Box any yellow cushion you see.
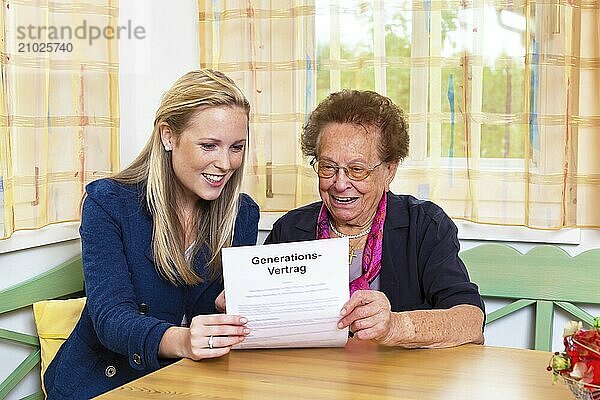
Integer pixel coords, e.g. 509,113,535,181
33,297,86,393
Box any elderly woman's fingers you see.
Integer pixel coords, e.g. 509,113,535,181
338,290,391,328
350,316,390,340
343,303,391,338
349,313,380,331
340,290,373,317
338,301,382,328
339,291,376,325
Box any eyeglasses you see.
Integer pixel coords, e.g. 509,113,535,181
310,158,383,181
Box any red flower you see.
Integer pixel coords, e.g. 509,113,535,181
571,362,596,384
558,324,600,389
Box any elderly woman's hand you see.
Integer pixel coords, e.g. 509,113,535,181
338,290,395,344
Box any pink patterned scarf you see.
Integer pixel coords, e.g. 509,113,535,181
316,194,387,295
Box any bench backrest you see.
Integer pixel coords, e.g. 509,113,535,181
0,255,84,400
460,244,600,351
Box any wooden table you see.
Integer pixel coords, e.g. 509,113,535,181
97,341,573,400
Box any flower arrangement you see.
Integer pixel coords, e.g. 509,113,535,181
549,317,600,400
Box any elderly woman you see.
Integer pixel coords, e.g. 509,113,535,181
264,90,484,348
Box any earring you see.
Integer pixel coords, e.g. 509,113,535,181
164,145,172,151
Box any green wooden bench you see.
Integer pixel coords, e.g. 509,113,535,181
0,255,84,400
460,244,600,351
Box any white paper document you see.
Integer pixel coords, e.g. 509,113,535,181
222,237,349,349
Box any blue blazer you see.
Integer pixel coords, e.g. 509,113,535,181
264,192,484,313
44,179,259,399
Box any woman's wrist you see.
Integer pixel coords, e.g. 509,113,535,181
379,311,417,347
158,326,191,359
379,305,485,348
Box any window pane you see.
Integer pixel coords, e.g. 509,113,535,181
481,124,527,158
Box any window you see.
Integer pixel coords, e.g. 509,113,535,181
313,0,599,229
198,0,600,230
0,1,120,241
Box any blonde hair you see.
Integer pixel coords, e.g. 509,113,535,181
112,69,251,285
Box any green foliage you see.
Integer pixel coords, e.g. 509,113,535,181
316,9,526,159
385,24,410,110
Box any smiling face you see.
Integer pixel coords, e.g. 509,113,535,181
161,106,248,207
317,123,398,230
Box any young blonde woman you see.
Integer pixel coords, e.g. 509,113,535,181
44,69,259,399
